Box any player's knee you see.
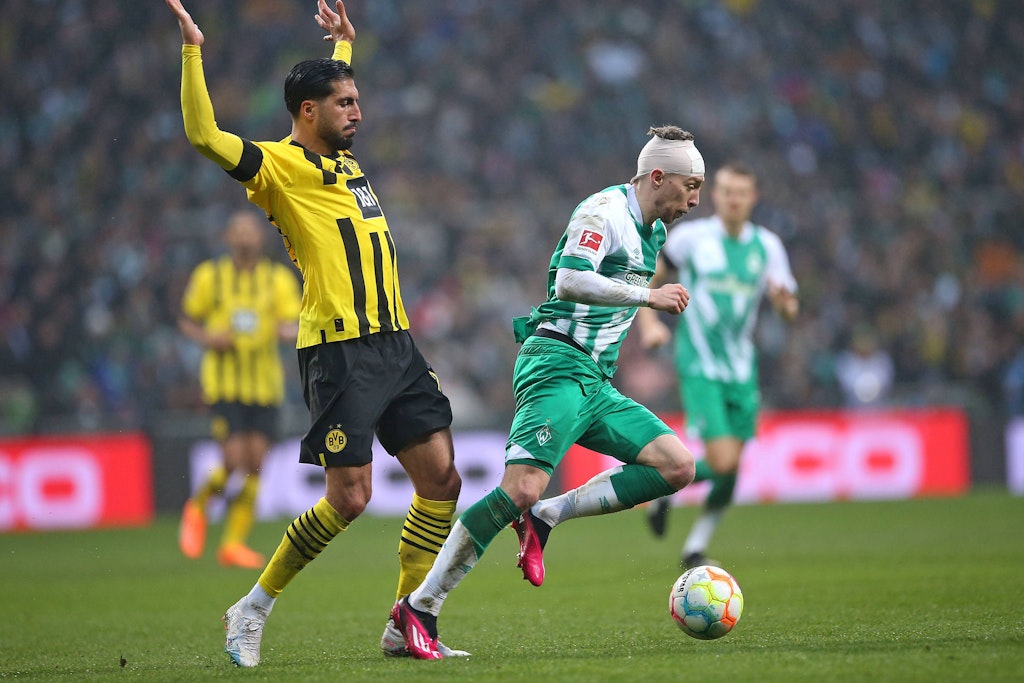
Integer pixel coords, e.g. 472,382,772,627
243,455,263,476
704,438,743,476
398,428,462,500
709,460,739,477
643,435,695,490
324,492,369,522
324,478,372,522
501,475,548,511
506,487,541,513
438,464,462,500
662,445,695,491
408,457,462,501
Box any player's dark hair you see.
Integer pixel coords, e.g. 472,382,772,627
284,58,355,116
647,125,695,142
718,160,757,183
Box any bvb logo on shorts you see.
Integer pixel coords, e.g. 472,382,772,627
325,425,347,453
211,415,230,442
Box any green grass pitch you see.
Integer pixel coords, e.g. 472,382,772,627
2,490,1022,682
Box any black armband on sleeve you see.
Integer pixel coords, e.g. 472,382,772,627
226,139,263,182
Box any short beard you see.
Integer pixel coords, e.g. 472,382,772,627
318,119,355,153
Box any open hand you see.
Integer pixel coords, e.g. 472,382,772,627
316,0,355,43
767,280,798,321
165,0,204,46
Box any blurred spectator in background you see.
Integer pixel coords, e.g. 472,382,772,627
177,209,301,568
834,324,895,409
0,0,1021,439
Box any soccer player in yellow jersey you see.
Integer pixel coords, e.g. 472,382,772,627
177,209,301,570
166,0,464,665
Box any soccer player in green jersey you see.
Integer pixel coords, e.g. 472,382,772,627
167,0,467,666
389,126,705,659
636,161,799,569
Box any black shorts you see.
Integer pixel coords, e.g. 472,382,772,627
210,402,280,441
297,330,453,467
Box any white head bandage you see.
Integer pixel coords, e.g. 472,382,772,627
634,135,705,180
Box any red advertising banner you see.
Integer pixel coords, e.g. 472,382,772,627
0,434,154,531
180,409,970,523
562,409,970,503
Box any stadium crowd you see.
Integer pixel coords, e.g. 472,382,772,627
0,0,1022,435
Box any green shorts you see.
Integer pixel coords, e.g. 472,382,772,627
680,374,759,441
505,337,674,475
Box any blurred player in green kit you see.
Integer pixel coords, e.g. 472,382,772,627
636,161,798,569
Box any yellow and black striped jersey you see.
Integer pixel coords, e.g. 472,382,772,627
180,43,410,349
182,256,301,405
239,140,409,347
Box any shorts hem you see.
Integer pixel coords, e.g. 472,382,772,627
504,457,554,476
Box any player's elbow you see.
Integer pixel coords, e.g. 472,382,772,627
554,280,570,301
183,123,217,157
182,123,238,171
554,268,578,301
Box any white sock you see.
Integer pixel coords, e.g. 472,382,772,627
533,466,628,528
408,520,478,617
245,583,275,616
683,509,724,557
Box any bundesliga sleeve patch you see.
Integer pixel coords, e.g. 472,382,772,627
577,230,604,253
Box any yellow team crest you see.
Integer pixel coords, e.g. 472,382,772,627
211,415,230,442
325,425,347,453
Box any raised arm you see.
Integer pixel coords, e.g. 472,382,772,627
166,0,246,171
316,0,355,64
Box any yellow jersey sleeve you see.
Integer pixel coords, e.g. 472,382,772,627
180,45,245,171
181,260,215,321
332,40,352,64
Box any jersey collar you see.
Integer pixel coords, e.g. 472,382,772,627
625,183,644,226
713,215,755,242
286,138,347,161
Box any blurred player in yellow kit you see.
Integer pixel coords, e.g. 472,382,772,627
178,209,301,569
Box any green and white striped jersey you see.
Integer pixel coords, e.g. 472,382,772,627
663,216,796,384
519,184,666,378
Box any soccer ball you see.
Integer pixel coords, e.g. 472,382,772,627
669,565,744,640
